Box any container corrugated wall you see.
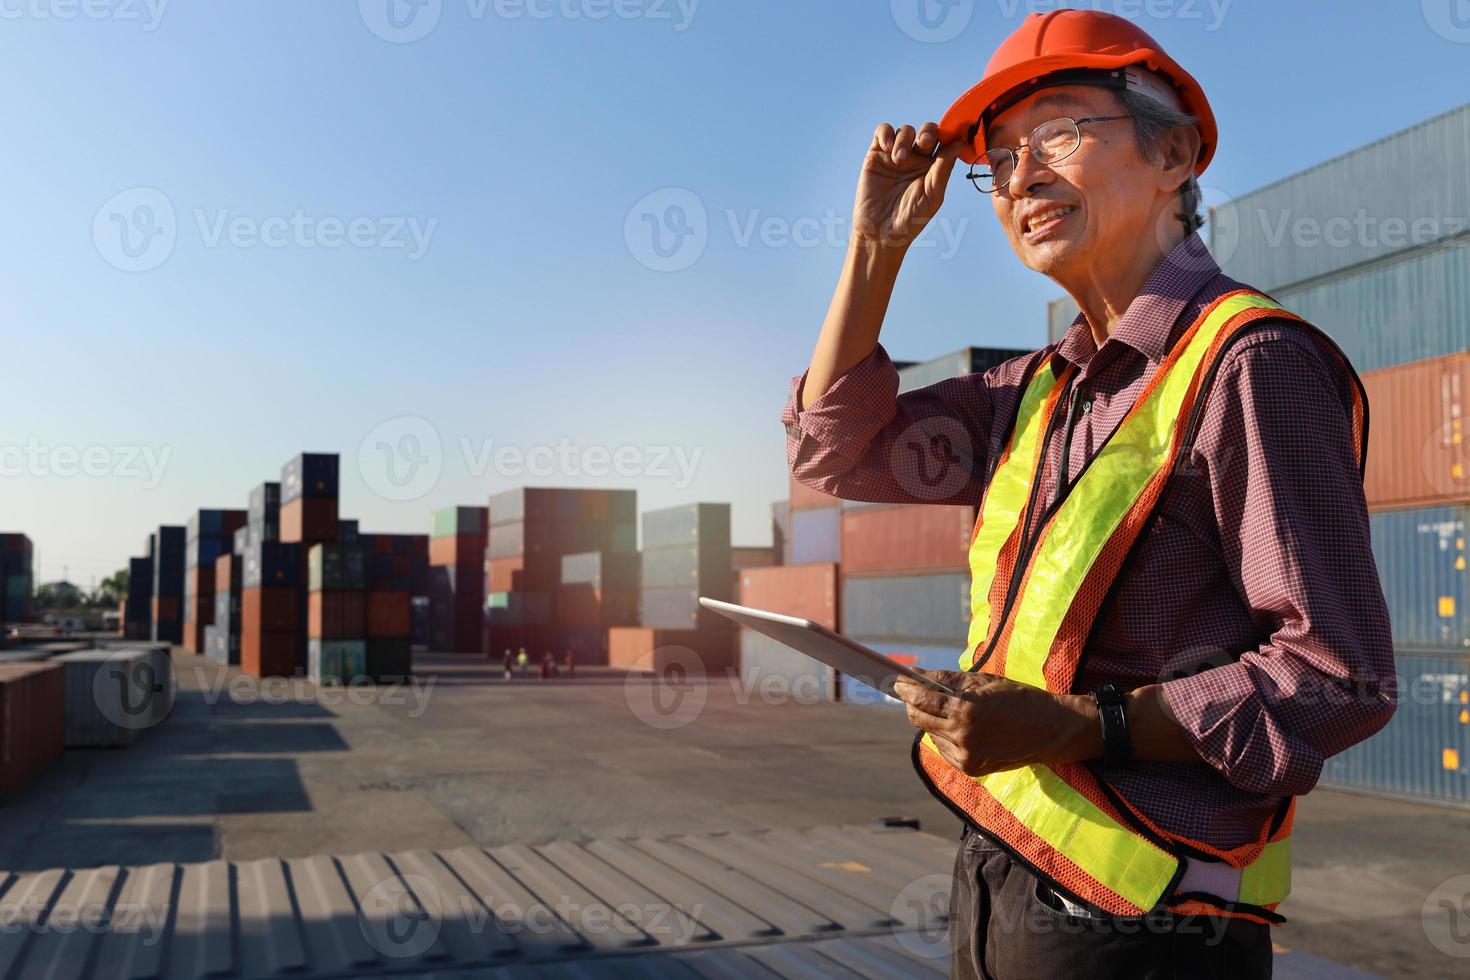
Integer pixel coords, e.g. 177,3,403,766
1275,240,1470,374
1320,651,1469,805
1361,352,1470,509
841,573,970,646
789,506,840,565
1370,506,1470,651
1048,294,1080,345
738,631,838,705
1210,105,1470,293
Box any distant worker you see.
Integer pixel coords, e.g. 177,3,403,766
563,649,575,679
516,647,529,678
502,648,514,682
538,652,551,680
783,10,1394,978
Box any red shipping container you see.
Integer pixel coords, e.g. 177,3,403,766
580,489,611,521
185,563,217,597
152,596,181,621
430,534,485,568
280,497,339,544
0,663,64,797
556,585,602,628
241,586,300,633
215,553,238,594
488,556,524,593
840,504,976,575
737,563,839,630
790,471,840,512
608,625,735,673
242,630,297,678
308,591,366,639
1361,353,1470,510
367,591,412,638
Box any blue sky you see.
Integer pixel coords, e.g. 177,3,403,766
3,0,1467,586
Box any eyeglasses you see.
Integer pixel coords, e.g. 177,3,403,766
967,115,1131,194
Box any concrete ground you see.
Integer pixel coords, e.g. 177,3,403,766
0,652,1464,978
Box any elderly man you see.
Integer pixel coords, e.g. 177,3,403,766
782,10,1395,978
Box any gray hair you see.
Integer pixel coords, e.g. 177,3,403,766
1116,88,1205,236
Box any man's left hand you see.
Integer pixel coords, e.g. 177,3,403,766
893,670,1101,776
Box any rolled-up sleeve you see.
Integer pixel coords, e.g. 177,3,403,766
782,343,1013,507
1161,330,1397,798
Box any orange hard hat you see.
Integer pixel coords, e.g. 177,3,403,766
939,9,1217,175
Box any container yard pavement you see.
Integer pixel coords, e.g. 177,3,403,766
0,652,1461,978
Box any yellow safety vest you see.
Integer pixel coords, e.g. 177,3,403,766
913,290,1367,924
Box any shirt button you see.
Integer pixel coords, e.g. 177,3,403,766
1082,400,1093,414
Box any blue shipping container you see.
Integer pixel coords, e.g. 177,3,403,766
790,506,841,565
840,641,962,707
1370,506,1470,651
1320,652,1469,805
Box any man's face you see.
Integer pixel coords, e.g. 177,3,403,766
985,85,1161,279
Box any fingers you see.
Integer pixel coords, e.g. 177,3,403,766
872,122,949,167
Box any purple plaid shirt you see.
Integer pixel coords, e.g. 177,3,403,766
782,234,1396,850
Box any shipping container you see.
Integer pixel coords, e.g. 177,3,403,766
204,625,239,664
308,591,366,639
1361,352,1470,509
1370,506,1470,650
642,545,730,590
366,638,412,681
790,506,841,565
560,550,640,590
249,481,281,526
1273,240,1470,374
737,564,839,630
243,541,303,589
773,500,791,565
432,506,488,538
840,504,975,575
1319,651,1469,805
309,542,369,592
841,573,971,646
1210,105,1470,293
731,546,776,571
280,453,340,503
547,627,605,664
485,591,551,626
429,534,484,567
490,488,634,526
367,591,412,638
280,496,339,544
57,647,172,747
242,630,297,679
1048,294,1081,345
0,662,63,796
308,640,367,685
186,509,246,546
608,626,704,672
488,555,526,593
641,586,733,632
241,587,301,635
840,641,964,706
738,631,838,705
896,347,1028,394
642,503,732,550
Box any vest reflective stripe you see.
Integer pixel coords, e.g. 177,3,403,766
961,357,1068,669
999,292,1283,691
915,290,1350,920
921,735,1178,909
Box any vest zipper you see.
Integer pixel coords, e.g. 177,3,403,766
1055,382,1085,503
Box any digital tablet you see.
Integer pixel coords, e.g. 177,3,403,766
698,597,960,698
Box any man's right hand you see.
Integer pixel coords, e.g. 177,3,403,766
853,122,963,254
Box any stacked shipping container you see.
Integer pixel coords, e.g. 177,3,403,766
308,541,368,684
619,502,734,673
205,552,241,664
556,549,638,662
1207,105,1470,805
430,506,488,654
736,563,840,703
150,526,185,645
183,509,246,653
0,662,63,797
365,534,419,680
1,534,34,633
124,555,152,640
279,454,340,673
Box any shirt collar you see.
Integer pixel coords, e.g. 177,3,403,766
1053,233,1221,368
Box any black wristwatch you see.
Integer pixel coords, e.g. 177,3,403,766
1093,684,1133,768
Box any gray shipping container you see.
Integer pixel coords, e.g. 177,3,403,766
1210,104,1470,293
738,630,838,705
790,506,840,565
1048,294,1081,345
641,544,727,591
897,347,1028,394
57,646,173,747
1370,505,1470,651
1319,651,1469,806
841,573,971,645
641,586,731,631
1274,240,1470,374
641,503,731,551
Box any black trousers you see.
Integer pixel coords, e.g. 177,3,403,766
949,828,1274,979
